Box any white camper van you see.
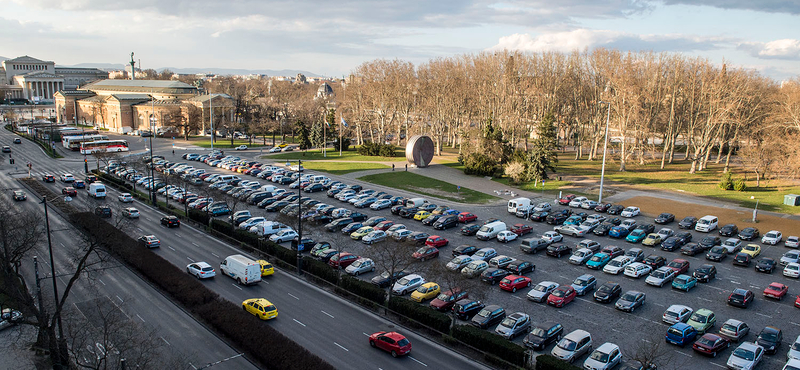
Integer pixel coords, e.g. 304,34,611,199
219,254,262,285
88,183,107,199
507,197,532,214
250,222,292,236
476,221,507,241
405,198,427,208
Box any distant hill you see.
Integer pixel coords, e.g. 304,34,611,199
60,62,321,78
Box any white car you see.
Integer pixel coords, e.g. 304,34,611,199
786,236,800,248
60,173,75,182
392,274,425,295
569,248,593,265
662,304,693,325
623,262,652,278
726,342,763,370
122,207,140,219
186,262,216,279
235,145,248,150
362,230,387,245
555,225,588,237
577,240,602,253
786,358,800,370
345,258,375,276
580,200,598,209
269,229,298,243
603,256,632,275
496,230,518,243
784,263,800,278
781,251,800,266
788,335,800,361
386,224,407,237
645,267,677,287
526,281,559,302
762,230,783,245
370,199,392,210
656,228,674,239
268,146,282,153
446,256,473,271
118,193,134,203
620,206,640,217
533,202,551,212
583,342,622,370
568,196,587,208
541,231,563,243
239,217,266,230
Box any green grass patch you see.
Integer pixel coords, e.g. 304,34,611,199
267,147,405,162
189,138,267,148
301,161,390,175
358,171,500,204
491,177,575,194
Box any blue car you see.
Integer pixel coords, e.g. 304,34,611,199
671,274,697,292
626,230,647,243
563,215,583,226
665,322,697,347
586,253,612,270
609,226,630,239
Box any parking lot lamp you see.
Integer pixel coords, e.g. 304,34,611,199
297,159,302,275
598,101,611,203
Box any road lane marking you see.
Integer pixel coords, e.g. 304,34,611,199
705,286,726,292
99,279,105,286
652,303,665,307
674,350,692,358
791,322,800,327
698,297,713,302
408,356,428,367
710,363,727,368
117,296,124,302
59,242,65,248
362,332,370,337
161,337,170,345
187,257,194,262
333,342,349,352
192,242,200,247
288,293,300,300
175,233,182,237
293,319,306,327
756,312,773,319
730,280,741,284
168,246,176,251
321,310,334,318
137,314,145,322
231,284,242,291
212,253,220,258
512,296,522,300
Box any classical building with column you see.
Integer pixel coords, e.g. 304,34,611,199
0,55,107,102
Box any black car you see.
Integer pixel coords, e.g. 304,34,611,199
326,188,342,197
315,248,339,262
523,321,564,350
660,236,685,251
422,214,441,227
728,288,754,308
433,215,459,230
309,214,334,224
644,255,667,269
481,268,511,285
756,326,783,355
304,183,325,193
693,264,717,282
470,305,506,329
265,200,290,212
94,205,112,218
634,223,655,234
594,203,612,213
257,197,279,208
546,244,572,258
681,243,705,256
506,261,535,275
341,222,363,234
719,224,739,237
390,205,405,215
454,299,485,320
325,217,354,232
593,218,622,236
529,211,549,222
371,270,409,288
365,216,388,227
13,137,22,144
398,207,419,219
607,205,625,215
42,174,56,183
452,244,478,257
406,232,430,245
160,216,180,227
678,216,698,229
738,227,760,241
292,237,315,252
349,212,368,222
755,258,776,273
546,210,572,225
594,282,622,303
654,213,675,224
733,252,751,267
706,246,728,262
699,236,722,250
460,224,480,236
676,231,693,244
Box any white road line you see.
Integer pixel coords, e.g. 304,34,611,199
408,356,428,367
187,257,194,262
168,246,176,251
191,242,200,247
175,233,181,237
321,310,334,318
756,312,773,318
705,286,726,292
117,295,124,302
231,284,242,291
710,362,727,368
674,350,692,358
512,295,522,300
211,252,220,258
59,242,65,248
293,319,306,327
363,332,370,337
333,342,349,352
136,314,145,322
791,322,800,327
557,311,573,317
749,285,760,289
611,328,621,333
99,279,105,286
652,303,665,307
698,297,713,302
643,339,651,343
161,337,170,346
730,280,741,284
288,293,300,300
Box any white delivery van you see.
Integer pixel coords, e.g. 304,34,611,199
219,254,261,285
507,197,531,214
405,198,427,208
476,221,507,241
260,185,277,194
311,175,327,183
216,174,239,183
88,183,107,199
695,215,719,232
250,222,292,236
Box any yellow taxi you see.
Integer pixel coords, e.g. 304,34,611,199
350,226,374,240
257,260,274,276
242,298,278,320
410,282,440,302
741,244,762,258
642,233,662,247
413,211,432,221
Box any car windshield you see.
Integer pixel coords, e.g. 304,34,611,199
397,277,412,285
792,341,800,351
530,327,546,338
668,262,683,268
766,285,782,292
711,246,726,253
597,285,614,293
436,293,451,301
552,289,567,297
621,293,638,301
760,331,778,341
574,278,589,286
691,313,708,323
476,308,491,318
558,339,577,351
396,338,410,347
500,318,516,327
675,277,688,284
609,260,623,267
534,284,550,292
668,327,684,336
698,219,710,225
590,255,604,262
766,233,778,238
733,348,755,361
696,336,716,346
698,266,711,273
664,311,678,319
590,350,610,362
651,270,665,279
623,208,635,213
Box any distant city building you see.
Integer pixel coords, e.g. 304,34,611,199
0,55,107,102
295,73,307,84
315,82,334,100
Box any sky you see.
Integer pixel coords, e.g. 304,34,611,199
1,0,798,80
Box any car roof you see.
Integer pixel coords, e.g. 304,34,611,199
195,261,212,268
737,342,760,351
672,322,692,330
725,318,744,326
667,304,691,311
596,342,620,352
695,308,714,314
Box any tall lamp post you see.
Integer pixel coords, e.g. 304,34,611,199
598,101,612,204
42,197,66,368
149,97,157,206
296,159,302,275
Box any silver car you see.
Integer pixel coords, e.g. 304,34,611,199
446,255,473,271
726,342,763,370
551,329,593,364
392,274,425,295
345,258,375,276
527,281,559,302
569,248,593,265
571,274,597,296
645,267,676,287
583,342,622,370
494,312,531,340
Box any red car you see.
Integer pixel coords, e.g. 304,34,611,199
375,220,395,231
510,223,533,236
547,286,577,308
369,331,411,357
429,289,468,311
666,259,690,274
498,275,532,293
412,247,439,261
558,194,576,205
425,235,449,248
458,212,477,223
763,282,789,300
795,295,800,309
692,333,730,357
61,187,77,196
328,252,359,268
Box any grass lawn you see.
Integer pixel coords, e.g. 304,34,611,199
268,148,406,162
358,172,500,204
189,138,267,148
301,161,390,175
491,177,576,195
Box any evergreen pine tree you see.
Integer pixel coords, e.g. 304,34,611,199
295,120,312,153
526,111,558,183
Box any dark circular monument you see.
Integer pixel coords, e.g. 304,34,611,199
405,135,434,168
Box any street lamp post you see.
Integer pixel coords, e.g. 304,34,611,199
42,197,66,368
598,101,612,204
149,97,157,206
296,159,302,275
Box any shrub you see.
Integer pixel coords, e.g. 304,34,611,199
734,178,747,192
378,144,396,157
357,142,395,157
302,257,338,284
188,209,210,225
339,275,386,305
718,171,733,191
452,325,526,367
332,138,351,152
388,297,450,333
461,152,498,177
535,354,580,370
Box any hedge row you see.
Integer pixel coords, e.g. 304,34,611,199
388,297,450,333
339,275,385,305
452,325,527,367
535,354,580,370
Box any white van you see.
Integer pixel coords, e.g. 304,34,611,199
476,221,507,241
250,221,291,236
405,198,427,208
507,197,531,214
259,185,277,194
695,215,719,233
219,254,261,285
88,183,106,199
311,175,327,183
216,174,240,183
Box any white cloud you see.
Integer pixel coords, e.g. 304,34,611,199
739,39,800,60
489,29,622,53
